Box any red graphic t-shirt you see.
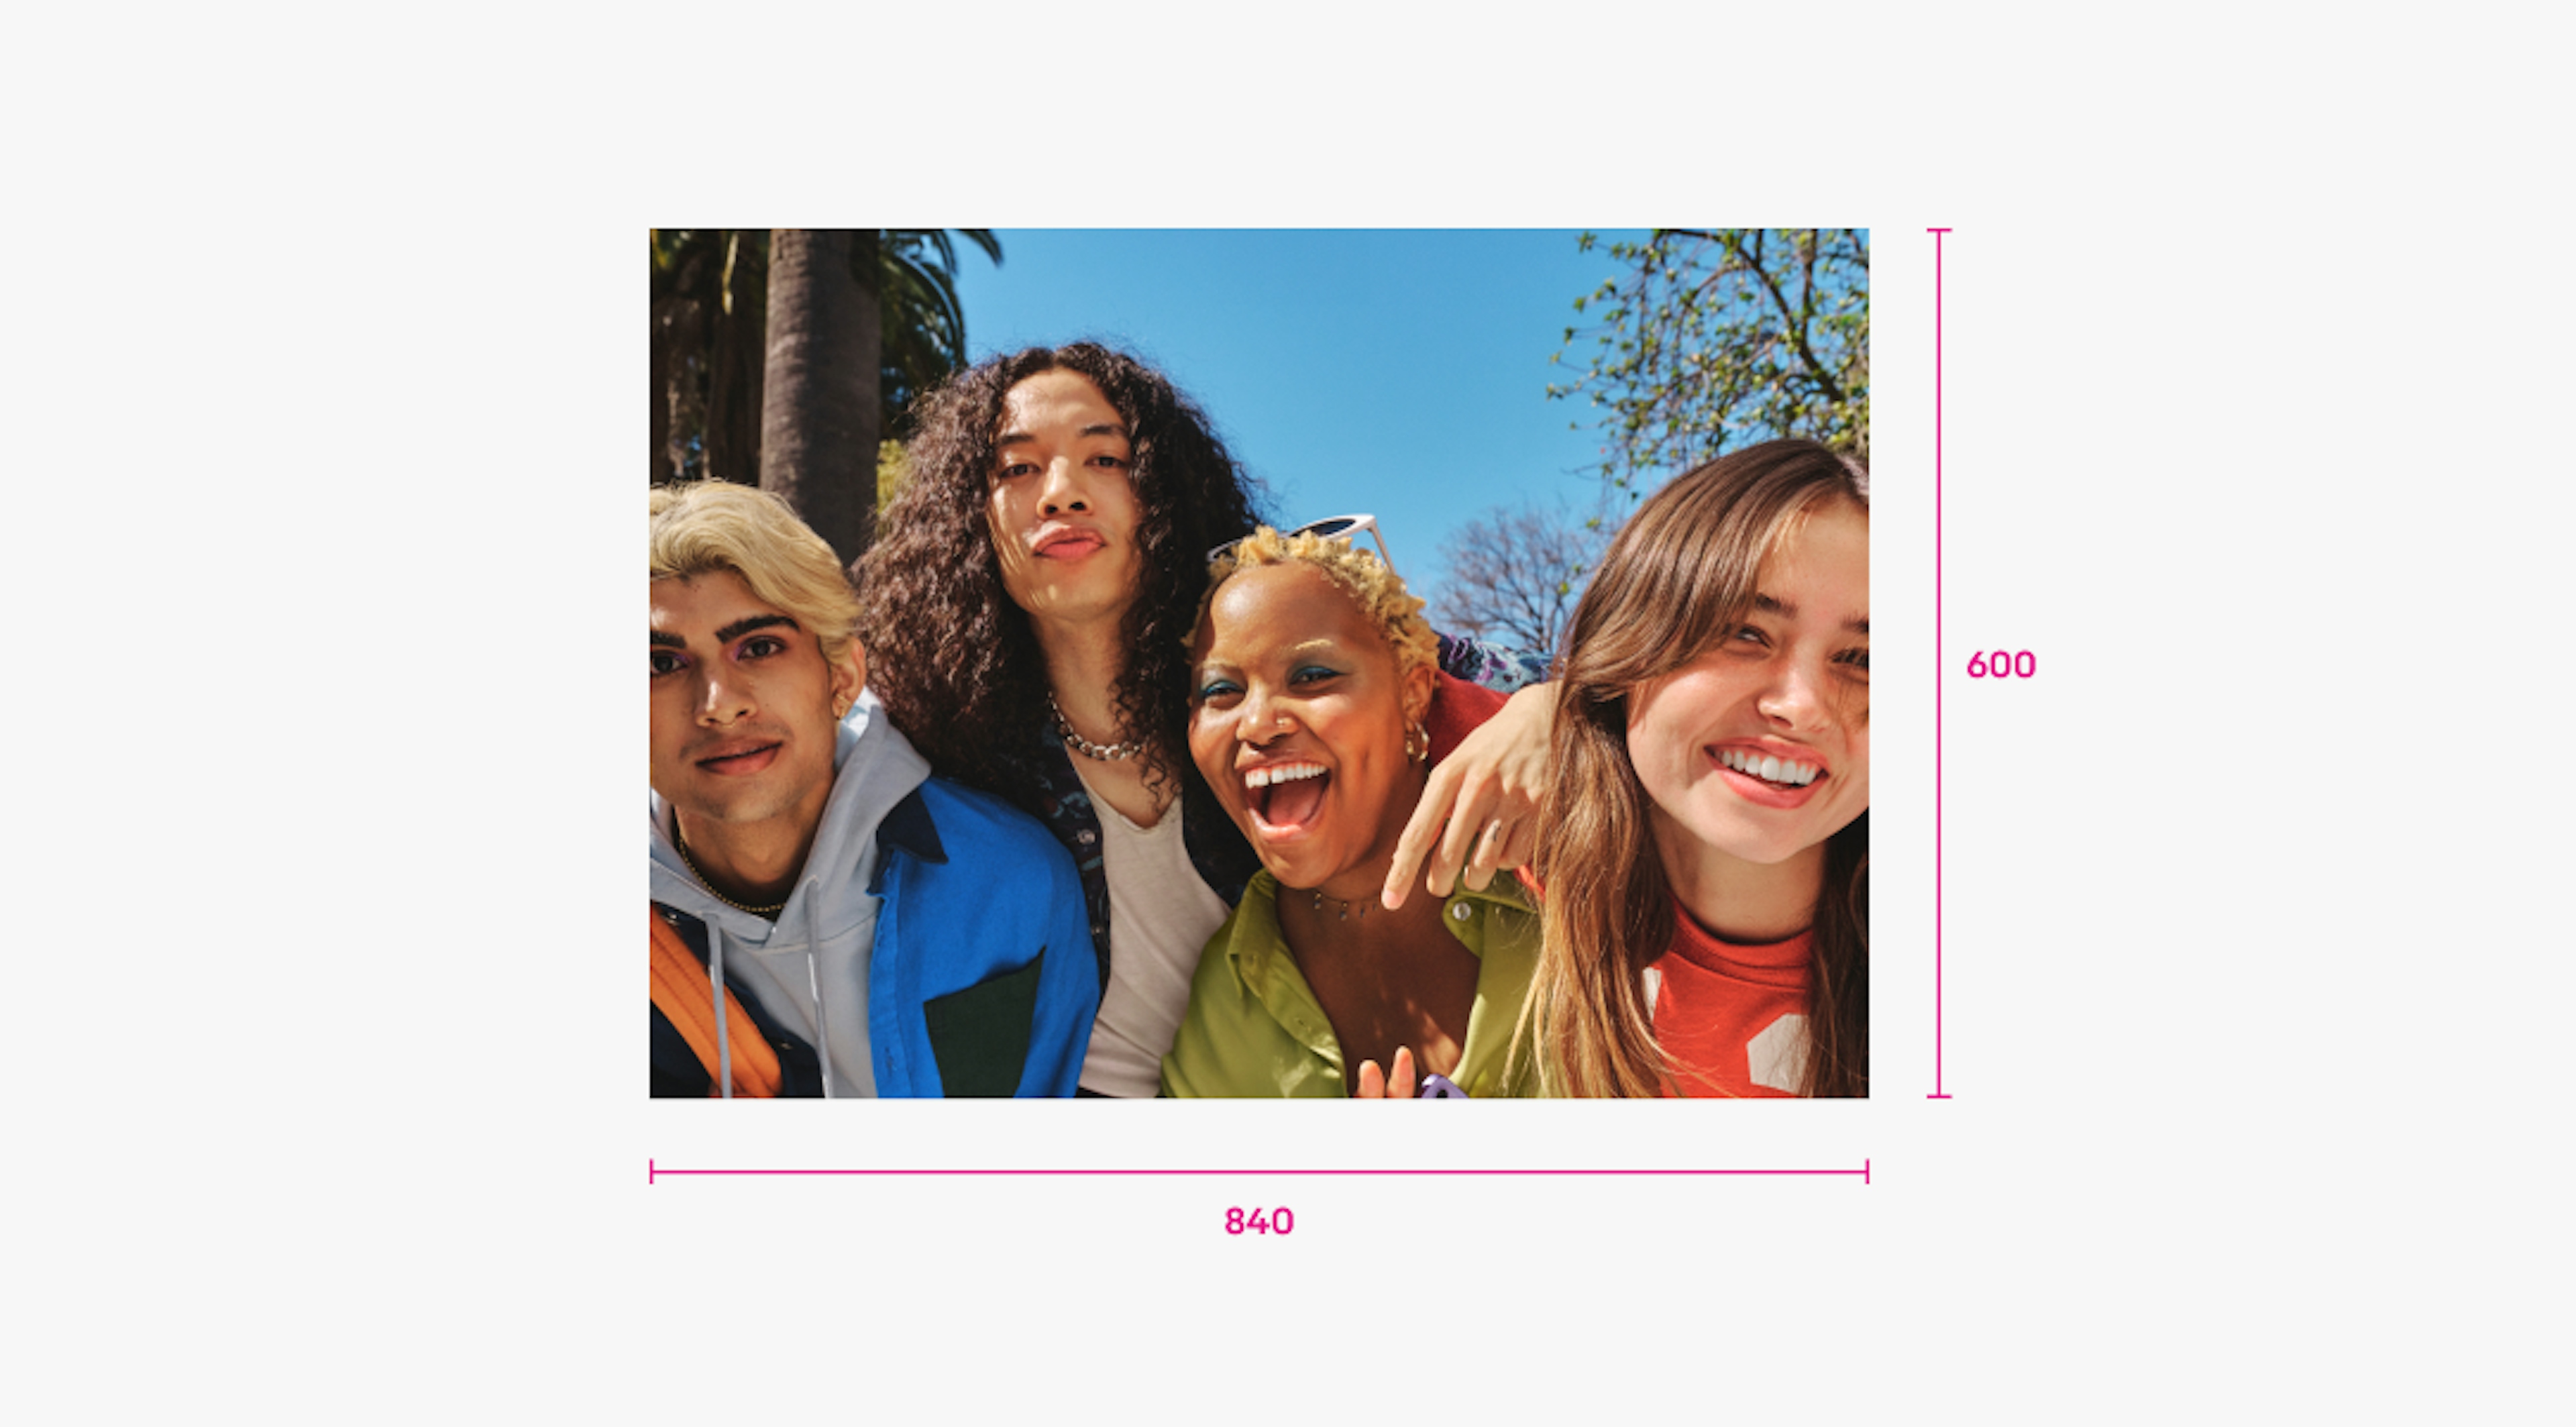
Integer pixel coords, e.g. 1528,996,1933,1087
1648,908,1812,1098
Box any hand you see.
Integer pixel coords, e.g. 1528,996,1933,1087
1381,681,1554,909
1354,1046,1418,1100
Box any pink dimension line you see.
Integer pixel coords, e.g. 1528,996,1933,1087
650,1159,1872,1185
1928,227,1953,1102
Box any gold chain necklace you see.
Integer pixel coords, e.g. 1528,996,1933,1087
672,820,786,918
1308,888,1372,922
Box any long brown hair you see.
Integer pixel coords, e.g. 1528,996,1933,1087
858,342,1265,804
1519,438,1869,1098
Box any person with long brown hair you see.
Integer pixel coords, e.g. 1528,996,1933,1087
1521,438,1869,1098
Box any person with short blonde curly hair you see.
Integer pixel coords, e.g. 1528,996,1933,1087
1196,526,1438,685
1161,528,1540,1098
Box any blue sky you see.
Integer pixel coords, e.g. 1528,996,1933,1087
951,230,1644,614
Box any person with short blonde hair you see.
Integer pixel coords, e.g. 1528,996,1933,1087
648,480,1099,1098
1161,527,1540,1098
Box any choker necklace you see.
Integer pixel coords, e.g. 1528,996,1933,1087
1308,888,1371,922
1049,692,1142,762
672,820,786,918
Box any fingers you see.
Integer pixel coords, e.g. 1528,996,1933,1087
1460,814,1511,892
1384,680,1557,909
1391,1046,1417,1100
1383,757,1470,910
1428,782,1496,896
1356,1059,1387,1099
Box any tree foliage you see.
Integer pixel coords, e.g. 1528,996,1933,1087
1428,500,1616,662
649,229,1000,486
1550,229,1868,498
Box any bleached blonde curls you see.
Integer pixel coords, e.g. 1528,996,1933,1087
1193,527,1436,680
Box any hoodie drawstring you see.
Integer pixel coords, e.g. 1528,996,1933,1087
709,921,733,1098
804,880,835,1098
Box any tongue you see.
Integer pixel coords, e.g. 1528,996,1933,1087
1263,774,1328,829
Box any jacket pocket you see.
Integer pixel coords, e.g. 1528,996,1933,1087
921,953,1043,1097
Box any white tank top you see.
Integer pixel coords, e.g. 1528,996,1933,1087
1070,768,1230,1098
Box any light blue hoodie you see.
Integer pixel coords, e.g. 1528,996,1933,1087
649,691,1098,1097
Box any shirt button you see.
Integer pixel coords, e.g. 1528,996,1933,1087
1451,903,1472,921
1077,831,1095,845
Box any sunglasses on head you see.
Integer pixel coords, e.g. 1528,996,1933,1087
1208,514,1396,576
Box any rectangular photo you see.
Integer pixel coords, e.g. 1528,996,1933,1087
646,229,1870,1100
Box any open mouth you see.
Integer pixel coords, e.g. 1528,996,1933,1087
1716,747,1823,789
1244,761,1330,833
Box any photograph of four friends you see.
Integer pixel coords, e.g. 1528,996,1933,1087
649,230,1869,1099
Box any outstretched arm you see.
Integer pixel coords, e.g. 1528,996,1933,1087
1381,681,1554,910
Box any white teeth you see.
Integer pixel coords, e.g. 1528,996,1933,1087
1244,762,1326,789
1721,749,1820,786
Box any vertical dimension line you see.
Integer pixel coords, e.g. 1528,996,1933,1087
1930,229,1947,1098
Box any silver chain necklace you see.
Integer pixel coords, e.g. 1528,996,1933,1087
1049,692,1143,761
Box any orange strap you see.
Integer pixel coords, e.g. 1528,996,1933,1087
649,908,783,1098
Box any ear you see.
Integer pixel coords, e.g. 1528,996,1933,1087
831,640,866,716
1401,663,1436,727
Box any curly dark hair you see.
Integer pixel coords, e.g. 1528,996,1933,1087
857,341,1267,804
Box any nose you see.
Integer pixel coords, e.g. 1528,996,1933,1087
1236,687,1291,743
1038,458,1089,517
696,666,753,727
1757,659,1826,729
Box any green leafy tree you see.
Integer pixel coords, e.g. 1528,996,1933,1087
1550,228,1868,498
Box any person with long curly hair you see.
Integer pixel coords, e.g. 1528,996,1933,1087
1519,438,1870,1098
860,342,1552,1098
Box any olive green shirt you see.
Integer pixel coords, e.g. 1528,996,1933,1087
1159,870,1542,1098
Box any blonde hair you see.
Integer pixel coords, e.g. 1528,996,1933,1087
649,480,864,670
1195,527,1437,680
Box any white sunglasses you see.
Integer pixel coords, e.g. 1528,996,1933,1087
1208,514,1396,577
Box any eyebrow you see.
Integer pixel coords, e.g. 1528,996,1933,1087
1752,592,1868,634
718,614,800,644
653,614,801,649
994,421,1128,450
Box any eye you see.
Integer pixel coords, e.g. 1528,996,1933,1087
651,649,688,677
1194,676,1243,704
1727,625,1772,652
1291,664,1344,686
1835,648,1870,674
995,459,1036,480
1089,451,1129,470
737,635,787,661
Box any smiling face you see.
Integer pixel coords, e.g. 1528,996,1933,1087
1188,561,1436,898
985,369,1144,631
650,569,862,842
1626,500,1870,878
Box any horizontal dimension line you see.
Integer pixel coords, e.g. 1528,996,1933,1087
650,1165,1869,1180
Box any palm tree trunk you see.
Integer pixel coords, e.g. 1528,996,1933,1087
649,299,674,484
760,229,880,570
